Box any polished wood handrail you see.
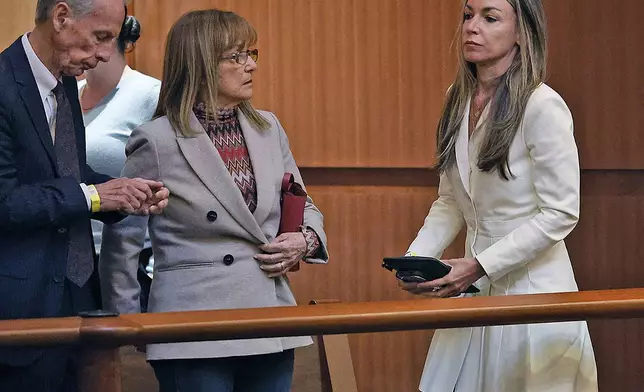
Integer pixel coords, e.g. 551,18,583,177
0,316,81,346
2,288,644,347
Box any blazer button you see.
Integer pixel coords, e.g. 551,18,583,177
206,211,218,222
223,254,234,266
57,227,67,234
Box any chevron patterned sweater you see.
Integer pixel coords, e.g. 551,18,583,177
193,103,258,212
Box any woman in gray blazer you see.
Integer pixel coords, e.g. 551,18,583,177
99,9,329,392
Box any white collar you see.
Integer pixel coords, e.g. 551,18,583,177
21,33,59,102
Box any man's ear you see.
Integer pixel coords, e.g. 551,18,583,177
51,2,73,32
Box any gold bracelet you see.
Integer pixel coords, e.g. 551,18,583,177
87,185,101,213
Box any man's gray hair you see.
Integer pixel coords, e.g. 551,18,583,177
36,0,127,24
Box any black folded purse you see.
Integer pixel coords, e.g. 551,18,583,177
382,256,480,294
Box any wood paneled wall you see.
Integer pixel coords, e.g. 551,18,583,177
132,0,461,168
127,0,644,391
0,2,35,51
544,1,644,169
543,2,644,388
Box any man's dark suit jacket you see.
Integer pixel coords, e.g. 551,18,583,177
0,37,122,366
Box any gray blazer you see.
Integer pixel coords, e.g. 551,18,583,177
99,109,328,360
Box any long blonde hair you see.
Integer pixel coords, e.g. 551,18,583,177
155,9,269,136
436,0,547,180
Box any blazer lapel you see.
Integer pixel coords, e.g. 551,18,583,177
176,113,267,243
455,99,471,197
238,110,277,228
9,40,57,172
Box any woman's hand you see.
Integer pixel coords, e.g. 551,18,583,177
254,233,307,278
398,257,486,298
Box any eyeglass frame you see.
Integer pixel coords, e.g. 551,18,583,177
220,49,259,65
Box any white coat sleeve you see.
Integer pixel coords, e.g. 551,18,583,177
475,90,580,281
406,172,465,258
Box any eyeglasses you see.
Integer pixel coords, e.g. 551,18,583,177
220,49,259,65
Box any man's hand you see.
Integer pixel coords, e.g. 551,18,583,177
94,178,167,215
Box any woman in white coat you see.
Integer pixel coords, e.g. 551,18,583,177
400,0,598,391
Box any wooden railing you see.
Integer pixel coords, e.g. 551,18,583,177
1,288,644,391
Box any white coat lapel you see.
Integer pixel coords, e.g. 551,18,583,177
237,110,277,228
176,113,268,243
455,99,472,197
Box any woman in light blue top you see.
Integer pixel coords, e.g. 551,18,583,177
79,13,160,310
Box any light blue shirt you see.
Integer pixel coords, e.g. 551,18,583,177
79,68,160,253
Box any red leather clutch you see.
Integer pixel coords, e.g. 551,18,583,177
279,173,306,233
279,173,307,271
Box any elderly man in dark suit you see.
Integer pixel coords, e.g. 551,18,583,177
0,0,169,391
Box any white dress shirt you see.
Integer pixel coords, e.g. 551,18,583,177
21,33,91,210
